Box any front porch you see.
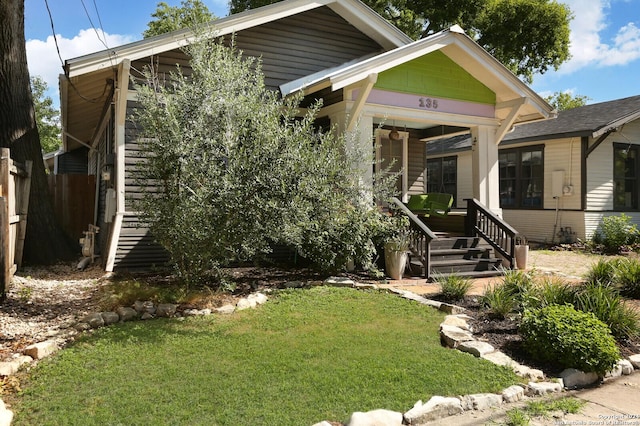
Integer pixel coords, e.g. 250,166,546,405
389,197,521,280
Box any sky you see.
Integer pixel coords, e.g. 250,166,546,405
24,0,640,108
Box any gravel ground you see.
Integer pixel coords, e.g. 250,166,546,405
0,263,106,362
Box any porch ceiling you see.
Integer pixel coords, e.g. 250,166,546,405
61,69,114,152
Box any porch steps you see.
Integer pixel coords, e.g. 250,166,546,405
409,236,503,279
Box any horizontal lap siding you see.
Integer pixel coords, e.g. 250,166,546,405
587,137,614,211
407,140,424,194
503,210,586,243
233,7,383,91
456,152,472,209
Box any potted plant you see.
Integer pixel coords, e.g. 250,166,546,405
384,233,410,280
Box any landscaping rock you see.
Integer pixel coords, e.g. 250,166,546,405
248,292,268,305
0,356,32,376
311,422,332,426
346,409,403,426
101,311,120,325
23,340,58,360
438,303,465,314
140,312,154,320
386,288,443,310
606,362,623,379
0,398,13,426
215,305,235,315
439,324,474,348
457,340,494,357
404,396,463,424
134,300,156,315
442,314,473,331
354,283,378,290
481,351,517,368
512,365,544,380
560,368,599,389
618,359,634,375
527,381,563,396
461,393,502,411
82,312,104,328
156,303,178,318
116,307,138,322
629,354,640,369
502,385,525,403
236,298,257,310
324,277,355,287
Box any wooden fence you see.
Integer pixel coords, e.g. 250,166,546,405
0,148,32,300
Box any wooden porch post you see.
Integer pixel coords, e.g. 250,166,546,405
471,125,501,215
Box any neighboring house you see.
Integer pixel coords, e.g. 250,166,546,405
426,95,640,244
59,0,553,271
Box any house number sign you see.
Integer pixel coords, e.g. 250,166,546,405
418,97,439,109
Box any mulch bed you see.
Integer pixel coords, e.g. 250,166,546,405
433,294,640,377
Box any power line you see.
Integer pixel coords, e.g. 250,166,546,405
43,0,109,104
80,0,109,50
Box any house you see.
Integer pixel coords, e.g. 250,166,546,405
426,95,640,244
59,0,554,272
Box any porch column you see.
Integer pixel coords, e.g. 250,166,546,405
331,112,374,188
471,125,501,215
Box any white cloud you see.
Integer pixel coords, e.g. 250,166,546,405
559,0,640,73
26,29,136,97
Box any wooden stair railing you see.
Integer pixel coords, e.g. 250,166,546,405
465,198,518,269
389,197,438,279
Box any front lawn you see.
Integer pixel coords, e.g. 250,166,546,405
12,287,518,425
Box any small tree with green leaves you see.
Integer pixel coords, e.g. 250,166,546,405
133,36,398,288
31,76,61,153
143,0,214,38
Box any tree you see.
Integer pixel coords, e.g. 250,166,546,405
143,0,214,38
0,0,75,264
133,37,399,288
31,76,61,153
545,91,590,111
230,0,572,83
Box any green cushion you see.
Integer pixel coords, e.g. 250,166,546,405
407,195,429,211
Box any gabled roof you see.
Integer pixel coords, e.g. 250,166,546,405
64,0,411,78
503,95,640,143
282,25,553,124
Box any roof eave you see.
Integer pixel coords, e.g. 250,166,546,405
65,0,411,78
592,109,640,138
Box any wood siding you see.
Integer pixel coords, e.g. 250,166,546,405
407,139,424,194
456,151,473,209
503,210,586,243
130,7,383,96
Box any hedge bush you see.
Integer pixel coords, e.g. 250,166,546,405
520,305,620,375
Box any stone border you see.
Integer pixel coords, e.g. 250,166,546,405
2,277,640,426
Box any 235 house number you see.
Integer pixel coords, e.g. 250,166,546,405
418,98,439,109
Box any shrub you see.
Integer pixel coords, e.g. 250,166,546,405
437,274,473,301
584,258,621,285
133,36,399,287
614,257,640,298
592,214,640,254
520,304,620,375
481,282,517,318
574,282,640,340
524,276,576,309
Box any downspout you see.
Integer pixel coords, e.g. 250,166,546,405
105,59,131,272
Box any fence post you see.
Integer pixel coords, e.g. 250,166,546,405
0,148,9,300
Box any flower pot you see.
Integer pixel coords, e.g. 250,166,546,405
384,244,408,280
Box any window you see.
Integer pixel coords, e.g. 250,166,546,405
426,156,457,205
614,144,639,210
499,146,544,208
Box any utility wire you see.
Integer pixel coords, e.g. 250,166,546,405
80,0,109,50
43,0,108,104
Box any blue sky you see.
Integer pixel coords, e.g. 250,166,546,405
25,0,640,107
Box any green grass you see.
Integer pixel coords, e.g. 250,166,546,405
12,287,518,425
504,397,586,425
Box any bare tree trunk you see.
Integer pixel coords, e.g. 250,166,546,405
0,0,75,264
